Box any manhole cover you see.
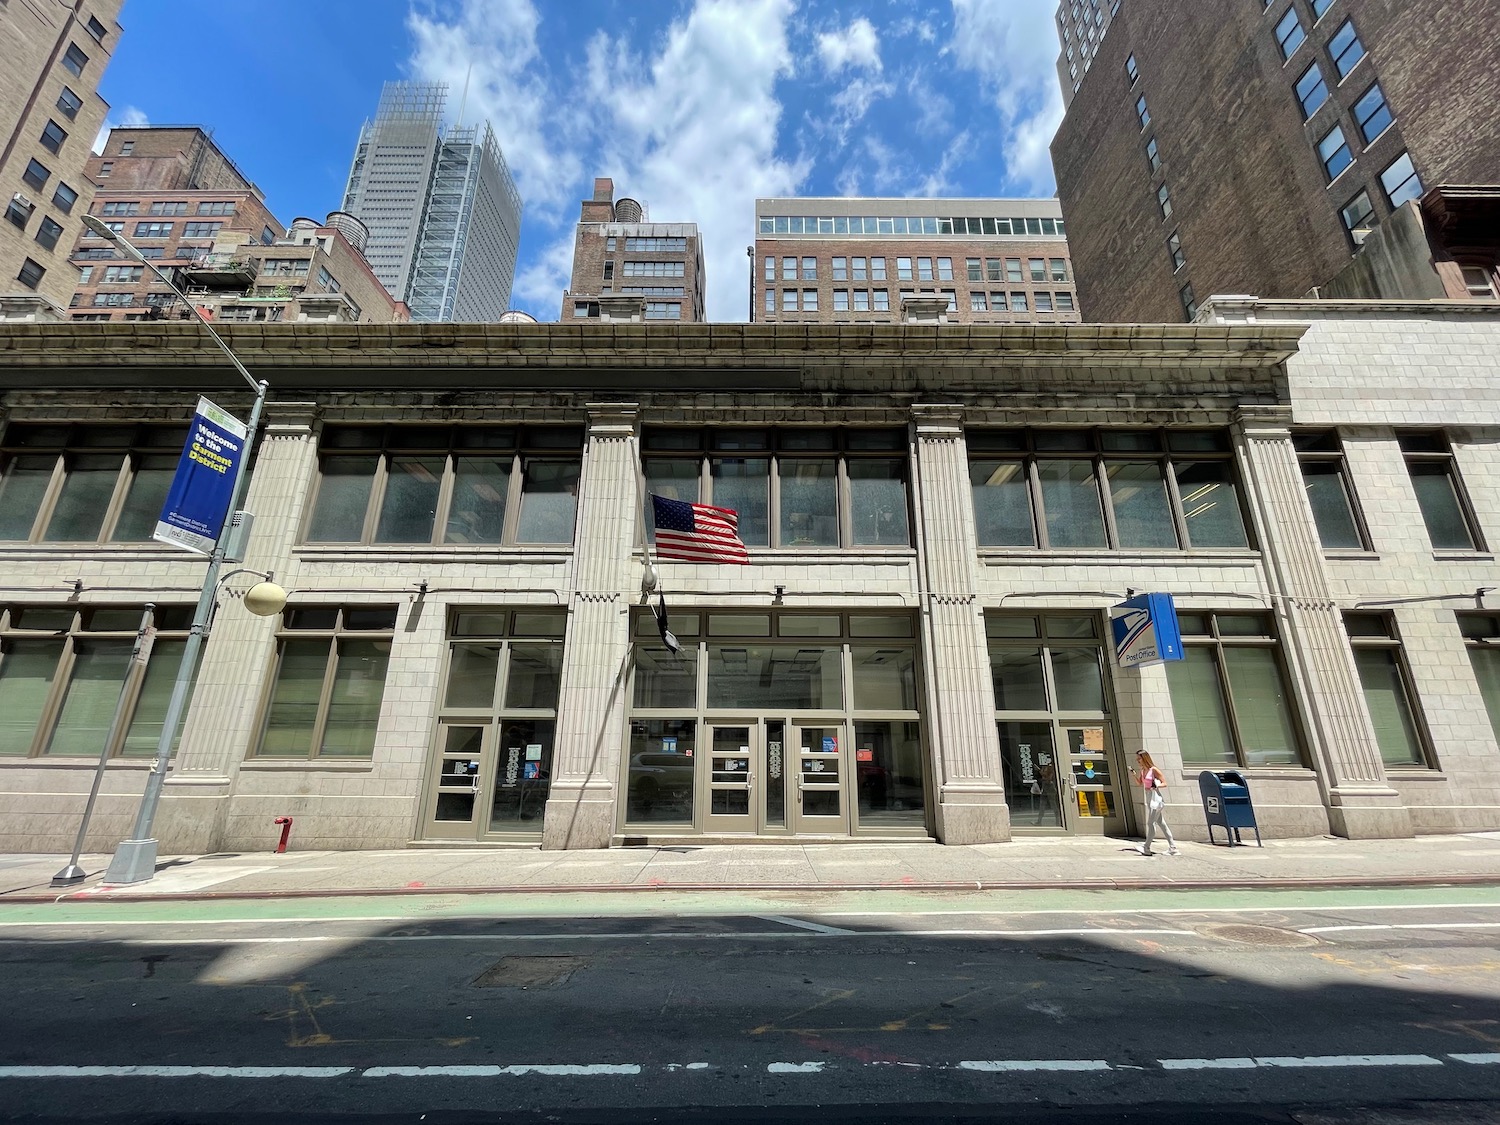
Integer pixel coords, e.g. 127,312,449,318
473,955,587,989
1199,923,1319,948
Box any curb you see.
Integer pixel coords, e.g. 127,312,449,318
3,872,1499,905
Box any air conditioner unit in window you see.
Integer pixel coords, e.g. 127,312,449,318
1352,226,1375,246
11,193,34,209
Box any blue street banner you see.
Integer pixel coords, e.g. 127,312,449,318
1110,593,1185,669
153,397,248,555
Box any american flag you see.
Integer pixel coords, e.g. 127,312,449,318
651,494,749,564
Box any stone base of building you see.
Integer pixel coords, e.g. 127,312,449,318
1326,787,1416,840
542,781,617,850
934,785,1013,845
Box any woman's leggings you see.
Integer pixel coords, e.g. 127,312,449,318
1144,797,1176,853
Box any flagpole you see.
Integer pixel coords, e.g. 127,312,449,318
628,435,658,594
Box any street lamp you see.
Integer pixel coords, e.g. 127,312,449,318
80,214,278,886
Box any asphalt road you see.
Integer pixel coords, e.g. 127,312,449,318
2,887,1499,1124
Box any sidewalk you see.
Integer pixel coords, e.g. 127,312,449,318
3,831,1500,903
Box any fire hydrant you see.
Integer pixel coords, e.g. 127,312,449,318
273,816,294,854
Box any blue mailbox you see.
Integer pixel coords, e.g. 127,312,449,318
1198,770,1263,847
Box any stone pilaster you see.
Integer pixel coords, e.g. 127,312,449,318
1236,406,1412,839
542,404,639,850
911,405,1010,843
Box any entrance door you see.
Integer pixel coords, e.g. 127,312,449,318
791,721,849,834
422,723,493,840
703,722,758,834
1062,724,1126,836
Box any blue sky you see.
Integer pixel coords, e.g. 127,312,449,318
98,0,1062,321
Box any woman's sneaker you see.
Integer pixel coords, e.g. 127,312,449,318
1168,846,1180,856
1136,845,1153,856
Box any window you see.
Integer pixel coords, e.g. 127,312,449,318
1035,293,1054,313
1318,124,1353,181
119,140,134,155
1275,8,1306,59
1463,266,1498,300
1136,94,1150,128
17,258,45,289
256,606,396,760
985,258,1002,282
1157,183,1172,219
1325,18,1365,78
970,292,988,312
625,260,685,278
0,422,195,543
56,86,83,120
852,257,867,281
969,428,1250,551
782,289,797,311
22,159,49,191
62,43,89,76
91,292,136,306
98,161,112,177
1167,613,1306,768
1180,281,1198,320
853,289,869,311
834,289,850,312
624,237,686,252
316,266,341,292
642,427,911,549
801,256,817,280
51,182,78,215
1006,258,1023,283
262,258,311,277
763,256,774,281
782,256,796,280
5,198,31,229
132,221,172,238
1056,292,1075,312
1050,259,1068,282
832,256,848,281
149,201,188,216
872,289,889,311
1343,614,1430,768
102,265,141,285
0,605,192,759
1399,431,1482,551
1295,63,1329,119
801,289,818,311
1311,0,1335,16
937,258,953,281
192,201,237,216
100,201,138,216
1459,615,1500,745
305,425,583,547
644,301,681,320
1294,430,1367,549
1009,292,1028,312
870,257,886,281
35,216,63,251
1341,190,1375,239
1125,53,1138,84
86,15,108,41
897,257,913,280
1354,83,1393,143
1380,151,1422,209
966,258,982,283
764,290,775,314
40,120,67,154
182,221,221,238
1028,258,1046,282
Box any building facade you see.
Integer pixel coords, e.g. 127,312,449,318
1055,0,1118,108
564,178,707,323
1,0,122,313
1050,0,1500,322
752,198,1080,325
341,82,522,323
1,309,1499,855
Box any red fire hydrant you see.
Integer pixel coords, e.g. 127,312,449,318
273,816,294,854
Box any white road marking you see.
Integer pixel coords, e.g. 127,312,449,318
363,1065,640,1077
767,1062,825,1073
757,915,854,935
1160,1058,1256,1071
1254,1055,1442,1069
1451,1054,1500,1065
0,1066,354,1079
1297,922,1500,934
959,1060,1111,1072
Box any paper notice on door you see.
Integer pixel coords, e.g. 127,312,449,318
1081,727,1105,752
525,744,543,761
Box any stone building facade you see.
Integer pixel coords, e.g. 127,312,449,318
753,198,1079,325
0,308,1498,855
1051,0,1500,322
1,0,123,312
564,178,707,323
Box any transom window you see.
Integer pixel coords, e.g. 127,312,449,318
968,428,1251,551
1167,612,1307,769
256,606,397,759
0,422,192,544
642,427,911,549
305,425,583,547
0,604,192,758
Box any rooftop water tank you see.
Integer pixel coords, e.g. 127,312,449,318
325,211,369,253
614,197,643,223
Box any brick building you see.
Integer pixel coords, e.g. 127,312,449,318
1055,0,1118,108
1,0,122,314
1050,0,1500,322
5,303,1498,854
752,198,1080,325
563,177,706,323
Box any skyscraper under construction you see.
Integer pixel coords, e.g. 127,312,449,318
342,81,522,323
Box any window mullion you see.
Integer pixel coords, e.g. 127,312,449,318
33,632,80,757
29,453,69,543
502,453,525,545
97,453,134,543
432,453,458,545
1096,455,1121,549
837,456,852,548
768,455,781,549
1162,453,1191,548
363,454,390,545
1028,457,1049,549
309,635,340,759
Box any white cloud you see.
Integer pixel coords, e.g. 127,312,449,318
946,0,1063,194
93,105,148,153
816,16,881,74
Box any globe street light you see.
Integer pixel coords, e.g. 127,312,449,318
80,214,274,886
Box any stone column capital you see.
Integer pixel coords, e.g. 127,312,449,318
1235,404,1295,442
264,400,319,435
586,403,640,438
912,403,966,439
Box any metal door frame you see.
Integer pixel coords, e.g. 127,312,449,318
419,720,498,840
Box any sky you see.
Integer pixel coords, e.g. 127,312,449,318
96,0,1064,322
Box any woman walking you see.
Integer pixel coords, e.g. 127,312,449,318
1135,750,1179,856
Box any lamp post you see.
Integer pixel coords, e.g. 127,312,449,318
80,215,280,886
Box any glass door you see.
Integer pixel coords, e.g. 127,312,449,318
998,721,1066,830
422,723,492,840
703,723,758,834
1062,724,1126,835
791,721,849,834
